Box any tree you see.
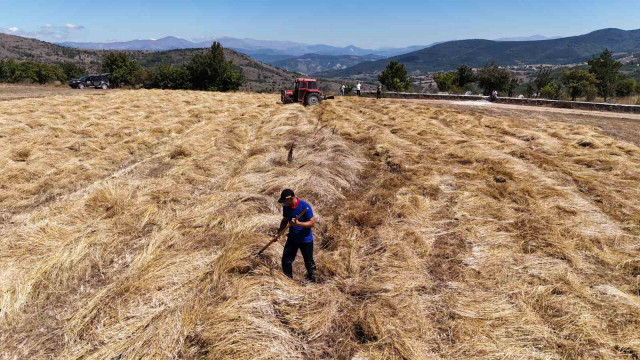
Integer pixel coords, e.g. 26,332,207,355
150,65,192,90
539,82,562,100
0,60,65,84
378,61,412,92
186,42,243,92
534,67,553,96
432,72,456,92
524,83,535,98
561,69,598,101
344,83,354,95
59,62,86,80
456,64,475,87
507,78,519,97
476,64,512,95
102,52,140,87
616,78,637,97
588,49,622,102
34,63,65,84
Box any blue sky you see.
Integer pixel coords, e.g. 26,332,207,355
1,0,638,48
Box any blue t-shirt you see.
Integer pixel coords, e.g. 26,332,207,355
283,199,314,243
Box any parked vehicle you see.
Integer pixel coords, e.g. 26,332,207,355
68,73,110,89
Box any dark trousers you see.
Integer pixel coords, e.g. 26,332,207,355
282,239,316,279
377,90,381,99
356,90,361,96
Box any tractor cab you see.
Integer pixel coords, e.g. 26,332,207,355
293,78,318,102
282,78,332,106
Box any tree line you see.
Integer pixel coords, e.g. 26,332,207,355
102,42,242,91
429,49,639,102
0,42,243,92
0,60,85,84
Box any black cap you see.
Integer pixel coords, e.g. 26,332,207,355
278,189,295,203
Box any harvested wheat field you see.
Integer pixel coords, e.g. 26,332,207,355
1,90,640,359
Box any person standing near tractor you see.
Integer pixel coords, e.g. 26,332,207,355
340,84,345,96
356,82,361,96
376,83,382,99
276,189,317,282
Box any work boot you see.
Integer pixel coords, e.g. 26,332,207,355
306,270,317,283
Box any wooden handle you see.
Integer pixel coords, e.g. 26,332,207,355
257,208,308,256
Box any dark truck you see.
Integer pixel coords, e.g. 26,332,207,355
68,73,110,89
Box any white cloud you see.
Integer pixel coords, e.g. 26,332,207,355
64,23,84,30
1,23,85,40
192,35,218,42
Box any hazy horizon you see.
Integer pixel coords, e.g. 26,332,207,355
1,0,639,48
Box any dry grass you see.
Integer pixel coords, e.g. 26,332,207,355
0,83,109,101
615,95,640,105
1,91,639,359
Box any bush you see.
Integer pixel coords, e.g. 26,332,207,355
477,64,512,95
378,61,412,92
561,69,598,101
186,42,243,92
102,52,140,87
131,68,153,88
616,78,637,97
344,84,354,95
506,78,519,97
59,62,86,80
534,67,553,95
585,86,597,101
433,72,456,92
456,64,475,88
150,65,191,90
0,59,66,84
34,63,65,84
539,82,562,100
524,83,535,98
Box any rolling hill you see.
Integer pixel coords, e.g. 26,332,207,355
0,33,302,92
270,53,384,74
320,28,640,77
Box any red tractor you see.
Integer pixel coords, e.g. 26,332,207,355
281,78,334,106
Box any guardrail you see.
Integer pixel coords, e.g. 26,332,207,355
359,91,640,114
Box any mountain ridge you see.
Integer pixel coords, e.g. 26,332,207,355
58,36,431,58
318,28,640,77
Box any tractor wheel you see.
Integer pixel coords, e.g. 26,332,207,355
78,83,84,90
101,83,108,90
305,94,321,106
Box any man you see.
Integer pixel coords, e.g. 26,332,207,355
376,83,382,99
340,84,345,96
490,90,498,102
356,82,361,96
276,189,317,282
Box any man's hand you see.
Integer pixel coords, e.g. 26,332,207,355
290,217,315,228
